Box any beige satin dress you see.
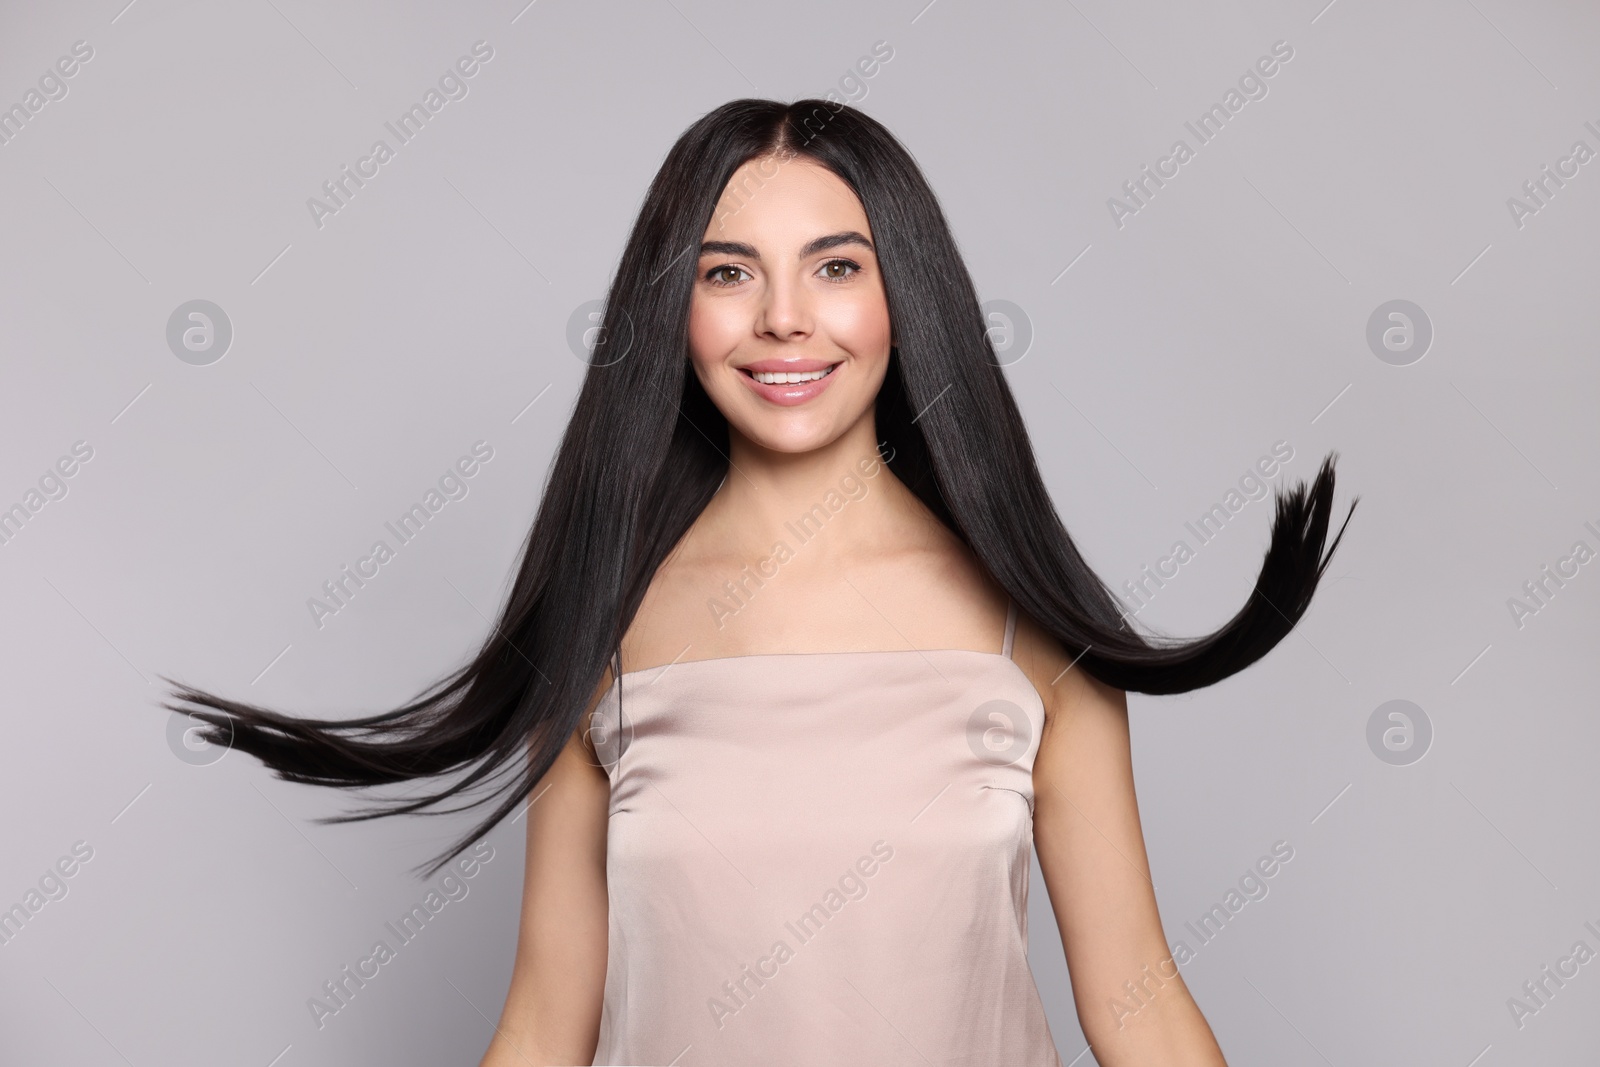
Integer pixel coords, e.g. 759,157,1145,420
588,599,1063,1066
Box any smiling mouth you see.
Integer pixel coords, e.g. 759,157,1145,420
740,364,839,385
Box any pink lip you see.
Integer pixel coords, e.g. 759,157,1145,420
736,360,843,407
738,358,837,374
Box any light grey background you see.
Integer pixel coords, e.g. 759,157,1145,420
2,1,1596,1064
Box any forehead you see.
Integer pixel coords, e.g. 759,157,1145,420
704,155,871,242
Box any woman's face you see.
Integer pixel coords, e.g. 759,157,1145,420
688,154,893,455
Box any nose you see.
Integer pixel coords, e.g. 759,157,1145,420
755,271,812,341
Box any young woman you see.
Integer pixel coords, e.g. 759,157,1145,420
165,98,1354,1066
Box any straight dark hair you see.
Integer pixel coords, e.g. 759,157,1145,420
161,98,1356,876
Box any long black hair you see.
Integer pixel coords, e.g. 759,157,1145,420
161,98,1356,876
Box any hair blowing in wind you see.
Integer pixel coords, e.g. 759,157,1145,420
159,98,1357,876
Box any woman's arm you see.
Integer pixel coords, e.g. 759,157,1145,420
1018,616,1228,1066
479,673,613,1067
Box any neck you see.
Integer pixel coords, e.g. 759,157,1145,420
699,414,915,562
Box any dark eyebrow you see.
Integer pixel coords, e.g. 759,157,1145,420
699,230,874,261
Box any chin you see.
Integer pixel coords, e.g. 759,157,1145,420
733,418,846,455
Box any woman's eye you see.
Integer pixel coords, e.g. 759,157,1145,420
819,259,860,281
705,265,750,287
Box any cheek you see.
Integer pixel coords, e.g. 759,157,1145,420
826,299,892,358
687,296,737,372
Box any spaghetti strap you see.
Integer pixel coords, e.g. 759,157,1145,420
1002,597,1018,659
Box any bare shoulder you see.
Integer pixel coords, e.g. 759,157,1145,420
1009,606,1128,729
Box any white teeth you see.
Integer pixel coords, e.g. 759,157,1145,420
751,366,835,385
